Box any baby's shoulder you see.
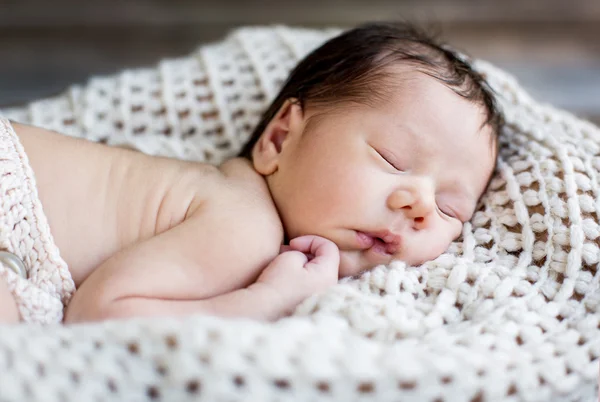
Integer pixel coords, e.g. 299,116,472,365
187,157,284,251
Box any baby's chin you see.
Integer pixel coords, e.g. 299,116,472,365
337,250,387,278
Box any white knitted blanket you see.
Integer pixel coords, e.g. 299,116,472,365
0,26,598,402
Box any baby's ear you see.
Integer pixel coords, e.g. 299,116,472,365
252,99,303,175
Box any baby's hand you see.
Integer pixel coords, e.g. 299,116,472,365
255,235,339,312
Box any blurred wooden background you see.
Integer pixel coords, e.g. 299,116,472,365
1,0,599,124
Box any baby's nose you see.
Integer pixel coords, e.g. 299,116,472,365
387,180,435,221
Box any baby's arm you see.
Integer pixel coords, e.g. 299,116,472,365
68,236,338,322
64,200,339,322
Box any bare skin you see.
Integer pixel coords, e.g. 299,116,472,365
0,123,339,323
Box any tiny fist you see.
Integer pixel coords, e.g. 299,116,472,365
288,235,338,253
288,235,340,273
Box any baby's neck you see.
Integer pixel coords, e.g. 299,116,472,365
218,157,279,217
218,157,267,188
218,156,286,242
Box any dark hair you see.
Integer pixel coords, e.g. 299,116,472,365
239,21,503,159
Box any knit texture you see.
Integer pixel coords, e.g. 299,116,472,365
0,118,75,324
0,26,598,402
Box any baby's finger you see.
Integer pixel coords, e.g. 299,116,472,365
290,236,339,270
273,249,309,267
289,235,336,255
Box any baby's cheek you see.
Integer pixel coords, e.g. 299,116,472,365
409,235,453,266
433,233,456,259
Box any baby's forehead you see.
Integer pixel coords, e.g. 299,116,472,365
306,69,494,145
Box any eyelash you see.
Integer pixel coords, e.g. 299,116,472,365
436,202,462,221
376,149,403,171
437,204,455,219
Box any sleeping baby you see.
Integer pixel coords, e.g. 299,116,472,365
0,21,502,324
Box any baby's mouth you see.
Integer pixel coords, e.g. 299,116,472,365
355,230,401,255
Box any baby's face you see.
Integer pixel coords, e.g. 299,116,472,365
254,69,496,277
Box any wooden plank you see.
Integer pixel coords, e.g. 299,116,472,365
0,23,598,126
0,0,599,28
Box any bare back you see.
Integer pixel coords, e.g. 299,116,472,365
14,123,253,286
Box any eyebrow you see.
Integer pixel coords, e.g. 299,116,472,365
392,123,420,146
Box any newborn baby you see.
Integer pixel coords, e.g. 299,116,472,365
0,22,501,324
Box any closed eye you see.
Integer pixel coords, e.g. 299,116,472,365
437,193,473,223
436,202,462,222
375,148,403,172
437,204,455,218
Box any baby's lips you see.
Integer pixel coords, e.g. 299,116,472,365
356,230,402,255
383,241,400,255
355,231,376,249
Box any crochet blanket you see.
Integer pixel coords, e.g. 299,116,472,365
1,26,598,402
